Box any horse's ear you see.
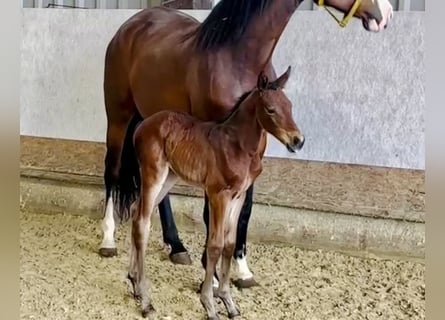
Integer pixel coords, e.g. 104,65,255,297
273,66,292,89
257,71,269,91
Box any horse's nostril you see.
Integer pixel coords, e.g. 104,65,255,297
295,135,305,150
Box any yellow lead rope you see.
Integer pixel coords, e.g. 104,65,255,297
318,0,362,28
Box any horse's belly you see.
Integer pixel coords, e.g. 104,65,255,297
125,12,198,118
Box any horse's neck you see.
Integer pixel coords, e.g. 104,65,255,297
223,100,263,154
232,0,300,73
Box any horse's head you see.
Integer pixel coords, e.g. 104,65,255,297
316,0,394,32
254,66,304,153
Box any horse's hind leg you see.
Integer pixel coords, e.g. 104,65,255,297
232,184,258,288
100,75,139,258
100,37,141,257
218,194,245,319
100,111,137,257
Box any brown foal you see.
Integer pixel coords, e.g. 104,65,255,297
126,67,303,319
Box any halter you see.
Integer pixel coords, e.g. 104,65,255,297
318,0,362,28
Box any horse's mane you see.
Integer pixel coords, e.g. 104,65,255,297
196,0,274,51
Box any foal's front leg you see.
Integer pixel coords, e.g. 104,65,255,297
200,194,227,320
218,194,245,319
201,194,221,294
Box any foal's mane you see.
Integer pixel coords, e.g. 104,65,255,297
196,0,274,51
219,79,280,124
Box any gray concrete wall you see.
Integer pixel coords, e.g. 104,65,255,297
20,9,425,169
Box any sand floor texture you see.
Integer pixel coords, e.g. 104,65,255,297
20,210,425,320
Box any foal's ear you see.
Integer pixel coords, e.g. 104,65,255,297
257,71,269,91
273,66,292,89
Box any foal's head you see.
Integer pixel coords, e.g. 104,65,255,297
253,67,305,153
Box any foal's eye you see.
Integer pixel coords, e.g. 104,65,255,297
265,106,276,115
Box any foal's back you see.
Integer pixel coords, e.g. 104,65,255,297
134,110,217,185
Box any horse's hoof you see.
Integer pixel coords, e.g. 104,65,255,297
207,316,219,320
98,247,117,257
232,277,259,289
169,252,192,265
141,303,155,318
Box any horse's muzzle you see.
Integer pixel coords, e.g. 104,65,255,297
286,135,305,153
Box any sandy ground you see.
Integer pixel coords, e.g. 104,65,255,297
20,210,425,320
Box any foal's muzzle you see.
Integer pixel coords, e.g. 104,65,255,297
286,134,305,153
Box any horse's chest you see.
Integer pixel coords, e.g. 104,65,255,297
191,80,249,121
192,97,237,122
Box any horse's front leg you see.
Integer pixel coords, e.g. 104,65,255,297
233,184,258,288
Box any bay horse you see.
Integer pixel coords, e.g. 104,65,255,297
100,0,394,288
121,68,303,319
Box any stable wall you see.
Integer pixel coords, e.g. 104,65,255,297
20,9,425,170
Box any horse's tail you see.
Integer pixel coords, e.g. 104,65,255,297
113,112,143,222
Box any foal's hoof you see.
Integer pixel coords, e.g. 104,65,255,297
98,247,117,257
127,273,142,301
141,303,155,318
228,309,241,319
232,277,259,289
169,252,192,265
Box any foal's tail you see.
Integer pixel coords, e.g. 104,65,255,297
113,112,143,222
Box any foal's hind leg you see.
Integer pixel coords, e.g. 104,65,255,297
218,194,245,319
128,166,169,317
128,199,142,300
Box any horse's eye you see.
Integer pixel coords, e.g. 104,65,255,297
265,106,276,114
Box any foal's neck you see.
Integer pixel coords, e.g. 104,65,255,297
222,97,263,154
233,0,300,73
